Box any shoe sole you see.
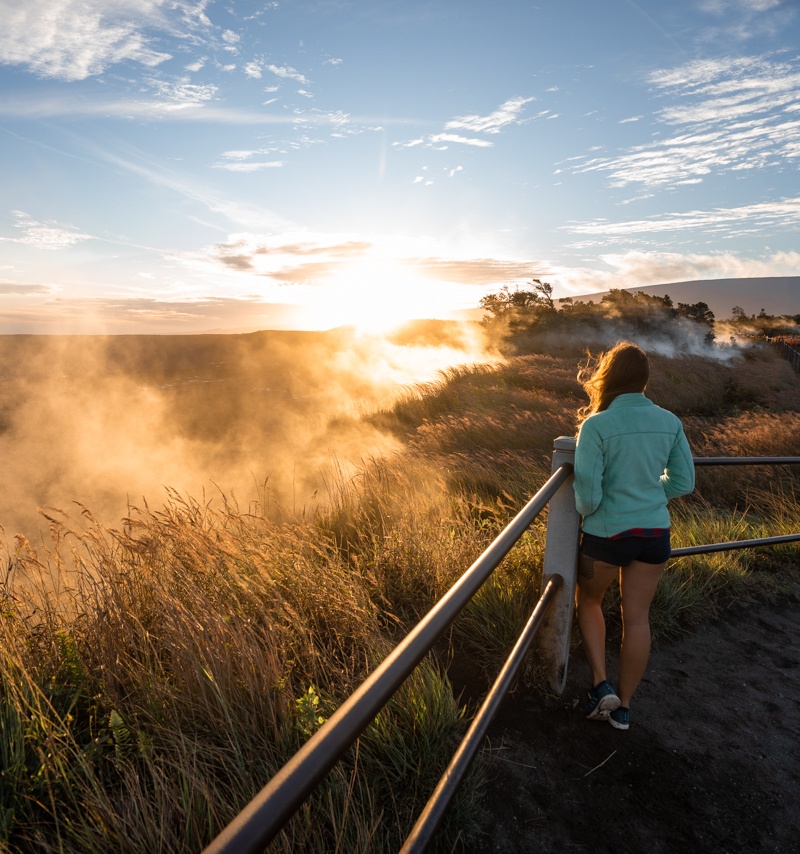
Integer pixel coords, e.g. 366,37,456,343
609,715,629,730
586,693,620,720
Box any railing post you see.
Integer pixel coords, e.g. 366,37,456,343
536,436,580,694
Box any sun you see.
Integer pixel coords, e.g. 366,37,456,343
299,257,453,334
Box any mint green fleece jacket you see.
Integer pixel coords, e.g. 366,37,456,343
573,393,695,538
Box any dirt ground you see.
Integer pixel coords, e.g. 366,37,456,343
469,592,800,854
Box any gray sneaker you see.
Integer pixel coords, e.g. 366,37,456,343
585,681,620,720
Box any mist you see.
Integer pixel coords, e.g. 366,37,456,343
0,323,497,541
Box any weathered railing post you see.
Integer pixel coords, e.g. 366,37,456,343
536,436,581,694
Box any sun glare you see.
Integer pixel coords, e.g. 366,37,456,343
300,258,455,333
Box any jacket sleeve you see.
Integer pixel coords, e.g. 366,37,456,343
660,421,695,499
573,420,604,516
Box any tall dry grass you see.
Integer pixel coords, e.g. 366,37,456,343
2,341,800,852
0,485,483,853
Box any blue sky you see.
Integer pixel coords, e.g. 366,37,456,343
1,0,799,333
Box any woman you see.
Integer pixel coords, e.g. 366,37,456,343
573,341,694,730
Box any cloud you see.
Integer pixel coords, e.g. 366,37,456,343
0,0,198,81
214,160,285,172
266,63,310,84
428,133,493,148
0,92,352,125
553,248,800,295
395,95,534,151
445,96,536,134
203,235,372,275
2,211,92,250
410,257,547,285
564,195,800,238
0,281,52,294
571,53,800,189
697,0,793,41
269,260,349,283
394,138,426,150
195,237,549,290
221,29,240,48
63,140,295,233
148,77,218,109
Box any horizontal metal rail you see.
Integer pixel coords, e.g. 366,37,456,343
672,534,800,557
683,456,800,555
693,456,800,466
203,462,574,854
205,449,800,854
400,574,564,854
765,336,800,372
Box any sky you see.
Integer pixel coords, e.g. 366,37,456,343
1,0,799,334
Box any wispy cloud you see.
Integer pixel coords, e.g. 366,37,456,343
428,133,493,148
0,0,209,81
572,54,800,189
555,248,800,295
0,280,53,294
147,77,219,109
0,94,362,126
410,257,546,285
395,95,535,150
70,140,295,232
564,195,800,237
214,160,285,172
445,96,536,134
266,63,310,84
198,235,372,275
697,0,794,42
1,211,92,249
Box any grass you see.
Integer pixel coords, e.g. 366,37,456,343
2,341,800,852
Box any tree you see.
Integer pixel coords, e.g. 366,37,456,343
529,278,555,309
676,301,715,344
479,280,557,320
677,301,714,326
731,305,748,322
479,285,539,317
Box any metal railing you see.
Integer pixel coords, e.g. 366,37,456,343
765,335,800,372
204,440,800,854
672,455,800,556
203,459,574,854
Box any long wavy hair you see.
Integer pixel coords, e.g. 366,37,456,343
577,341,649,426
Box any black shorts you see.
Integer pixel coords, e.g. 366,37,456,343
580,530,671,567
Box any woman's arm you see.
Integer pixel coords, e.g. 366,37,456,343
660,422,695,499
574,421,605,516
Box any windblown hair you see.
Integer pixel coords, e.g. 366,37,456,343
577,341,649,425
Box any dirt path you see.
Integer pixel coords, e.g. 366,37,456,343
470,594,800,853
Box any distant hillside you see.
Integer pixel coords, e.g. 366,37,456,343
560,277,799,319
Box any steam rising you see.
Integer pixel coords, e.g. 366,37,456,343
0,324,497,539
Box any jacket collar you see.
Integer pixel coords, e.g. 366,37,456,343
607,392,651,409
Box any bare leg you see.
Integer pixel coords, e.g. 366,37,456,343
617,559,666,707
576,554,620,687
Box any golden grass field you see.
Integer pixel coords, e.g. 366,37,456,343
1,331,799,852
